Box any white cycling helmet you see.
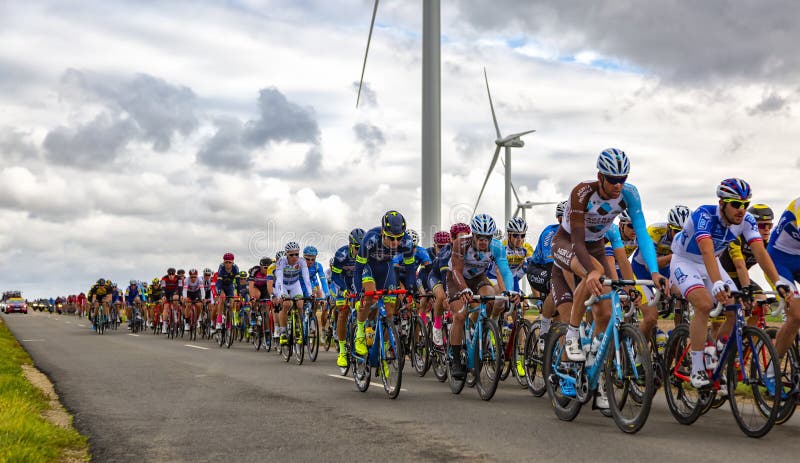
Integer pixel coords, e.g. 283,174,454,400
470,213,497,236
618,210,632,223
285,241,300,252
667,205,691,229
407,229,420,247
556,200,567,218
506,216,528,234
597,148,630,176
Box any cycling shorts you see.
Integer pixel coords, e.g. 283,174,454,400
445,272,492,300
279,281,304,298
670,254,737,298
360,262,398,299
186,290,202,302
526,263,552,295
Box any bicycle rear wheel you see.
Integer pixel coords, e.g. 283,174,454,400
380,319,403,399
728,326,779,438
775,342,798,425
225,317,234,348
410,315,430,377
308,312,319,362
543,324,582,421
293,312,305,365
513,320,531,388
606,324,654,434
662,324,705,425
475,319,503,401
524,320,546,397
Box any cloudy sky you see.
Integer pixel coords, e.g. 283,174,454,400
2,0,798,297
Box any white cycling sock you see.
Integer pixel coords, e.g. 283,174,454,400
566,324,579,340
540,317,551,336
690,351,704,375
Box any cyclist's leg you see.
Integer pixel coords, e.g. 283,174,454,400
671,255,717,383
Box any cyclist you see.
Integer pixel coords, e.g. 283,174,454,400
147,278,163,328
553,148,665,364
214,253,240,333
505,217,534,293
235,270,252,333
766,196,800,392
669,178,790,388
447,213,519,379
202,268,215,305
301,246,331,334
248,257,273,302
392,229,431,294
331,228,365,366
427,225,463,346
352,211,417,356
720,204,774,324
125,280,142,330
182,269,205,331
273,242,313,345
417,230,452,335
161,268,181,334
528,201,568,351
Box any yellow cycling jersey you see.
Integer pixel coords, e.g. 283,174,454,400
266,263,276,280
502,240,533,267
647,224,673,256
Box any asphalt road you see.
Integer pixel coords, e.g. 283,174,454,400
3,310,799,463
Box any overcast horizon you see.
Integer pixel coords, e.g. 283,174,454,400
2,1,798,298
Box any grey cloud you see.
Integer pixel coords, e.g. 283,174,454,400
302,145,323,174
0,127,39,163
242,87,320,147
456,1,800,84
724,135,745,155
352,81,378,107
59,68,198,152
353,122,385,157
196,118,252,171
43,113,138,167
748,92,790,115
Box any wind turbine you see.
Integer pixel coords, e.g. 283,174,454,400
356,0,441,243
472,68,536,226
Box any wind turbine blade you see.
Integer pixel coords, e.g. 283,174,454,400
356,0,380,108
499,129,536,144
473,145,502,215
483,67,501,139
526,201,558,206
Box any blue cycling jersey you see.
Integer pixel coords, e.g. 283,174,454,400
331,245,357,293
302,261,330,296
354,227,415,294
532,223,559,266
672,205,761,263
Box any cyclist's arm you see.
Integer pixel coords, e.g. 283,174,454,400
490,238,514,292
316,263,330,296
622,184,659,275
330,262,346,291
300,260,312,297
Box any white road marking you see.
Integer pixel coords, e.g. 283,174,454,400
22,339,44,342
326,373,407,391
78,324,86,327
186,344,209,350
128,334,140,337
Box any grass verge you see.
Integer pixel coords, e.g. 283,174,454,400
0,318,88,462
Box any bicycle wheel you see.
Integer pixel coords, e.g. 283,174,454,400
448,344,466,394
513,320,531,388
662,324,705,425
294,312,305,365
474,319,503,401
728,326,779,438
605,324,654,434
410,315,430,377
525,320,546,397
379,319,403,399
281,324,292,362
775,342,798,425
499,322,512,382
543,324,582,421
307,312,320,362
225,317,234,349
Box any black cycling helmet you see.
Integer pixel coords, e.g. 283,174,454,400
747,204,774,221
177,269,185,275
349,228,366,246
97,278,105,285
259,257,273,267
381,210,406,237
167,268,176,275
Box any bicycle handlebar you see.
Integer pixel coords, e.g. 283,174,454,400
347,289,409,299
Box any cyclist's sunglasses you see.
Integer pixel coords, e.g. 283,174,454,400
723,199,750,210
287,253,299,258
509,233,526,239
622,222,634,229
475,234,492,242
383,232,403,242
757,222,773,230
304,256,316,261
603,174,628,185
668,225,681,233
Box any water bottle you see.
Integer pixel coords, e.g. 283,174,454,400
655,329,667,355
704,341,718,371
365,326,375,346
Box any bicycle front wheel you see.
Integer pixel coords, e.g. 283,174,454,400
475,318,503,401
379,319,403,399
662,324,705,425
513,320,531,388
775,342,798,425
606,324,654,434
293,312,305,365
524,319,546,397
308,312,319,362
410,315,430,377
543,324,582,421
728,326,780,438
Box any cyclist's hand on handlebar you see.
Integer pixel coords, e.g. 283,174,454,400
776,277,794,301
652,274,669,294
505,291,520,304
711,280,728,304
586,270,603,296
459,288,473,305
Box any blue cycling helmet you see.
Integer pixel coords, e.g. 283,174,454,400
597,148,630,176
303,246,318,256
716,178,752,201
349,228,366,246
381,210,406,237
470,213,497,236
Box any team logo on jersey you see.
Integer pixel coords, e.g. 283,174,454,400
674,267,688,284
696,213,710,231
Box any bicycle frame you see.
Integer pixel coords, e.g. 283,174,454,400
351,291,403,368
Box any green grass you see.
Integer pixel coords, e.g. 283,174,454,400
0,319,88,463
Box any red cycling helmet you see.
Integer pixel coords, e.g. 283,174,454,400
223,252,234,262
449,223,470,239
189,269,198,276
434,230,451,245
